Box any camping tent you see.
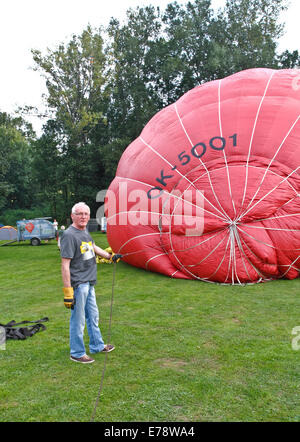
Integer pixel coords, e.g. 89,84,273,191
0,226,17,241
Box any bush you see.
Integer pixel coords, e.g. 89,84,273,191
0,205,52,226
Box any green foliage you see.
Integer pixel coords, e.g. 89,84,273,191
0,111,35,139
161,0,217,90
106,6,164,139
101,138,131,185
31,25,106,144
30,26,108,217
0,205,51,227
0,114,35,212
213,0,288,74
278,49,300,68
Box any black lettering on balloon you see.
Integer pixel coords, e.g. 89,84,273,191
156,169,174,187
147,133,238,199
229,133,237,147
191,142,206,158
209,136,226,151
147,186,164,199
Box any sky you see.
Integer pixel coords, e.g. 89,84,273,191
0,0,299,134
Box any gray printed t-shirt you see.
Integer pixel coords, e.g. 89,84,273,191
60,225,97,288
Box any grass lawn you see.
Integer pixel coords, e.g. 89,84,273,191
0,232,300,422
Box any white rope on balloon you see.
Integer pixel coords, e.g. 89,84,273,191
115,175,223,221
238,165,300,221
174,98,232,222
218,78,237,218
239,114,300,220
239,71,276,216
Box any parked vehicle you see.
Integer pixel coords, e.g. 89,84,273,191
16,218,56,245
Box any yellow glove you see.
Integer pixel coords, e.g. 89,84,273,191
96,256,112,264
96,246,113,264
63,287,75,309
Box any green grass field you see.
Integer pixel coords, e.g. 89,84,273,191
1,232,300,422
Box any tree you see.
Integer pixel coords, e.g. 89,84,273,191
159,0,289,87
106,0,289,125
30,121,64,219
32,26,106,145
106,7,164,141
278,50,300,68
0,112,34,212
211,0,288,77
31,26,108,214
161,0,215,91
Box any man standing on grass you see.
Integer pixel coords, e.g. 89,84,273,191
60,201,115,364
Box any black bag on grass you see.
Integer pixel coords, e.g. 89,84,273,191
0,317,49,340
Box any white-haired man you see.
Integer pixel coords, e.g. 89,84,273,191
60,202,118,363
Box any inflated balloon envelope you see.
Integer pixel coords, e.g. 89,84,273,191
106,68,300,284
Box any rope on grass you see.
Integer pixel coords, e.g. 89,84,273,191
90,261,117,422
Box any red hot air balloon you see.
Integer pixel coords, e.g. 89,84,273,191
106,68,300,284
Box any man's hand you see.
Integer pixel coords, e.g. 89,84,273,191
63,287,76,309
111,253,123,263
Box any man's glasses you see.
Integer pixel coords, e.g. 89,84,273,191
74,212,90,217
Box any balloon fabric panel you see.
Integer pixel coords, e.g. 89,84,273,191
106,68,300,284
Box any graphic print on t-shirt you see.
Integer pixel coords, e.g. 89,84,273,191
80,241,95,261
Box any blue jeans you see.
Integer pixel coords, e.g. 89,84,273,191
69,282,105,358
